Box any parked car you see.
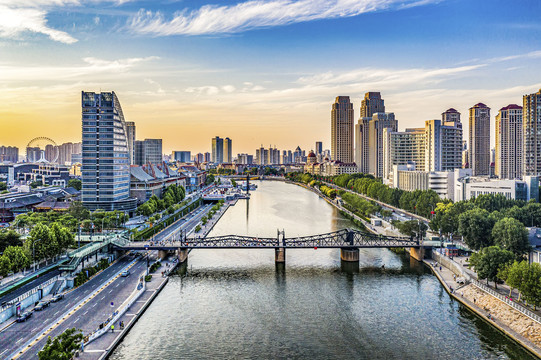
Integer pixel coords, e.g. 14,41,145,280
16,311,32,322
121,270,130,277
34,300,50,311
51,294,64,302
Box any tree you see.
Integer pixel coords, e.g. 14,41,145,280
458,208,495,250
0,182,6,191
38,328,83,360
0,230,22,252
392,220,427,238
499,261,529,298
520,263,541,310
0,255,12,277
67,179,82,191
231,179,237,188
30,180,42,189
68,201,90,221
206,174,215,185
470,246,514,288
2,246,30,273
26,223,52,262
491,217,530,257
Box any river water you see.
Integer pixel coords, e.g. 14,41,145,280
110,181,536,360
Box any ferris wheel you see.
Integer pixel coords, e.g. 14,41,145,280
26,137,59,163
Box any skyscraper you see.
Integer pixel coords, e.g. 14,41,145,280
211,136,224,163
224,137,232,163
331,96,354,163
469,103,491,175
495,105,523,179
0,146,18,163
125,121,136,165
368,112,397,177
134,139,162,165
81,91,136,212
523,89,541,176
360,92,385,118
315,141,323,155
356,92,385,173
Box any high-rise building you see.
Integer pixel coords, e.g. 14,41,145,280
0,146,18,163
425,119,462,172
58,142,82,165
134,139,162,165
81,91,136,212
360,92,385,118
26,147,41,162
523,89,541,176
368,112,398,178
356,92,386,173
469,103,491,175
315,142,323,155
125,121,136,165
204,152,211,162
172,151,192,163
224,137,232,163
211,136,224,163
495,104,523,179
331,96,354,163
383,128,425,180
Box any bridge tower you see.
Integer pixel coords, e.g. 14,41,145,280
246,174,250,195
275,229,286,264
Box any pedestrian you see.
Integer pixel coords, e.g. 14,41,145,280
474,298,476,304
439,266,442,271
111,324,114,333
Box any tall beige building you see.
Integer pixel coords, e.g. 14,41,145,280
331,96,354,163
126,121,136,165
368,112,398,178
224,137,232,163
469,103,491,175
495,104,523,179
523,89,541,176
383,127,425,180
356,92,385,173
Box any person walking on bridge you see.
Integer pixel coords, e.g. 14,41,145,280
111,324,115,333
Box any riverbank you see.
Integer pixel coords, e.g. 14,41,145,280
425,257,541,358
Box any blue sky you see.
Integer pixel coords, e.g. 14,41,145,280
1,0,540,154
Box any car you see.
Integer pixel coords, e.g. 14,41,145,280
16,311,32,322
121,270,130,277
51,294,64,302
34,300,50,311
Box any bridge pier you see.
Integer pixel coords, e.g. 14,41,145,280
409,247,425,261
177,248,189,264
275,247,285,264
340,248,359,262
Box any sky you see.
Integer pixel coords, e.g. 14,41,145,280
0,0,540,155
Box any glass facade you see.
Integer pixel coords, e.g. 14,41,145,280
81,91,136,212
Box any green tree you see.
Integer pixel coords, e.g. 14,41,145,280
206,174,215,185
68,201,90,221
30,180,42,188
458,208,495,250
392,220,427,238
0,255,12,277
0,182,7,191
520,263,541,309
0,230,22,252
26,223,52,262
67,179,82,191
38,328,83,360
491,217,530,257
470,246,514,288
2,246,30,273
499,261,529,298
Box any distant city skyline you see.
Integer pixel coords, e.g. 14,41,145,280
0,0,540,154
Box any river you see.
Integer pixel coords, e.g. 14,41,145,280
110,180,536,360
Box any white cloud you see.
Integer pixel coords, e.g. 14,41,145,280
0,0,132,43
128,0,440,36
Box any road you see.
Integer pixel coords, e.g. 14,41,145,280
152,203,213,242
0,268,60,308
0,256,145,360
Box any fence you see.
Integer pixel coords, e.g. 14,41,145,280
470,279,541,325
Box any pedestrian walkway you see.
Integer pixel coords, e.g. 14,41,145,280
426,257,541,357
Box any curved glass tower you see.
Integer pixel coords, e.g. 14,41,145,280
81,91,137,213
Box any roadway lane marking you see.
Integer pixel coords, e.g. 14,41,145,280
73,318,79,323
82,310,88,315
54,311,60,316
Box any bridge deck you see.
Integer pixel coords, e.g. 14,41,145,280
115,229,420,250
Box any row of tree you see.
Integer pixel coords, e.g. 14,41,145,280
136,185,186,217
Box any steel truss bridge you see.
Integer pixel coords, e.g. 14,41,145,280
115,228,421,251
